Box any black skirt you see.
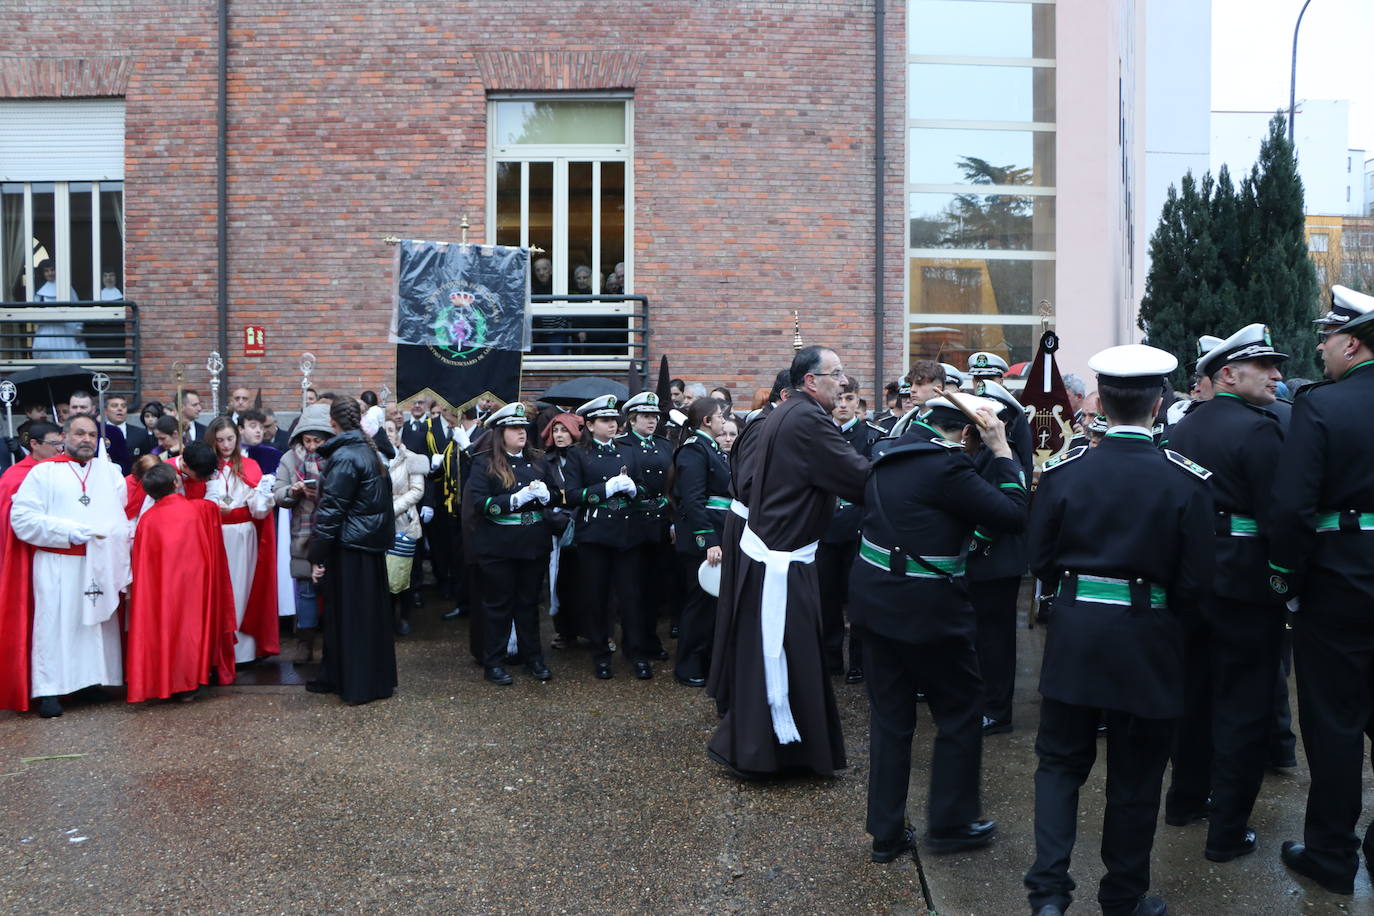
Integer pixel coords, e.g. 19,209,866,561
319,546,398,704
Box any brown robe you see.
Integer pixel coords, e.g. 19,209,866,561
706,390,869,777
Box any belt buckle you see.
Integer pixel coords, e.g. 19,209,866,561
520,511,536,526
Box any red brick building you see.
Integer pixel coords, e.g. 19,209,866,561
1,1,906,410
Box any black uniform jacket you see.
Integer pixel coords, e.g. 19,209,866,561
821,418,882,544
966,403,1034,581
618,430,672,545
308,430,393,560
465,450,559,560
1168,392,1284,605
1271,360,1374,620
1029,432,1215,718
672,430,732,556
848,424,1027,644
562,437,643,549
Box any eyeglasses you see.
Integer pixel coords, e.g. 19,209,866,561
810,368,848,380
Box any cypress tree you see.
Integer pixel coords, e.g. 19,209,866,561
1240,113,1320,379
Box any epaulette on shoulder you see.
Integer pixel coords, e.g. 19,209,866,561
1164,449,1212,481
932,437,963,450
866,421,887,434
1041,445,1087,472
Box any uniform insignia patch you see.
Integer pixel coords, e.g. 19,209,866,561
1164,449,1213,480
1042,445,1087,471
695,535,706,549
1269,574,1289,595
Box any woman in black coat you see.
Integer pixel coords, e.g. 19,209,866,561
465,402,559,685
307,399,397,705
671,397,731,687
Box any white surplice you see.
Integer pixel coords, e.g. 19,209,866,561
205,466,271,662
10,458,130,697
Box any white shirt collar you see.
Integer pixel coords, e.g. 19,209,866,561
1105,424,1152,437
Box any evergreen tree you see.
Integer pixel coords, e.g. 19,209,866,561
1240,114,1320,379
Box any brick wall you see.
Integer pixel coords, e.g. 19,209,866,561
5,0,906,411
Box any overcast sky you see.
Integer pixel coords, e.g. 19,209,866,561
1212,0,1374,153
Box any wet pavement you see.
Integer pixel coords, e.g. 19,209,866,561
1,594,1371,915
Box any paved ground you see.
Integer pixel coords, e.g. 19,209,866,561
1,594,1371,915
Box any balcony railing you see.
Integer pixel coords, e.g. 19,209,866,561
523,294,650,394
0,301,141,402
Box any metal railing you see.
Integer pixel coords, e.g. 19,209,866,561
0,301,141,402
523,294,650,394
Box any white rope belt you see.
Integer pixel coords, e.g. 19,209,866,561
738,523,818,745
730,499,749,520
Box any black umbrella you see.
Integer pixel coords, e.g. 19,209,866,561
5,364,100,413
540,376,628,406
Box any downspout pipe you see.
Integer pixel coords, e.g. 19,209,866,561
873,0,886,394
216,0,230,389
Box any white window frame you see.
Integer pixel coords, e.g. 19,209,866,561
0,180,123,302
486,94,635,366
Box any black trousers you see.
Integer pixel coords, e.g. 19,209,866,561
552,544,581,640
638,539,672,653
1271,617,1297,764
972,576,1020,725
414,507,456,594
1167,598,1285,844
1026,700,1173,916
863,632,983,844
578,543,647,663
1292,610,1374,882
817,540,861,672
478,557,544,669
674,552,716,680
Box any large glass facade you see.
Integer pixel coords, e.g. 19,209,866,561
906,0,1056,372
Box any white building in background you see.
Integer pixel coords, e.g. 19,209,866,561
1364,157,1373,217
1212,99,1366,216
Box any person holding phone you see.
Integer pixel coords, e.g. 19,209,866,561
273,403,332,662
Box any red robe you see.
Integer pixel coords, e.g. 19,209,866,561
124,474,147,520
0,456,62,711
125,494,238,701
216,458,280,658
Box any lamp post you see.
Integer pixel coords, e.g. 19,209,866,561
1288,0,1313,146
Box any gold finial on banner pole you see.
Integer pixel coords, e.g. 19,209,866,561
792,310,804,351
1039,298,1053,333
460,215,469,245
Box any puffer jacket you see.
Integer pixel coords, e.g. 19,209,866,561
308,429,392,560
389,444,428,540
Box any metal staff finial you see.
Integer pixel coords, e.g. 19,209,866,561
792,310,804,351
300,352,316,411
172,361,186,434
0,379,15,439
92,372,111,460
207,351,224,416
460,214,469,245
378,384,393,408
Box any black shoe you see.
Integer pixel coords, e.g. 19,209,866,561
670,625,680,639
846,667,865,684
304,680,335,694
1269,755,1299,771
1363,828,1374,882
981,715,1012,735
675,673,706,688
652,648,670,661
394,616,411,637
1205,829,1257,862
526,660,552,682
441,606,464,621
1130,896,1168,916
594,662,614,680
871,826,916,864
35,696,62,718
925,819,996,854
410,590,424,609
634,661,653,680
1164,807,1208,827
484,666,514,686
1281,841,1354,895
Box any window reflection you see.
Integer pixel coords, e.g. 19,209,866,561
909,257,1052,318
909,64,1054,123
909,127,1055,186
495,162,521,247
909,191,1054,250
909,320,1033,372
908,0,1054,58
493,101,626,145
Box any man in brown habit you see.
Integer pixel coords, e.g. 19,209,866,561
708,345,871,778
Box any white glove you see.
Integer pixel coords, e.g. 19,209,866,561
257,474,276,494
419,506,435,524
614,475,638,497
604,480,620,499
510,485,537,510
453,424,472,451
69,526,93,546
430,452,444,471
527,480,550,505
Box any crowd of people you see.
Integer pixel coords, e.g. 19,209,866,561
4,285,1374,914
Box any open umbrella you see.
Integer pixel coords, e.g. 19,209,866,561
5,364,100,414
540,376,629,407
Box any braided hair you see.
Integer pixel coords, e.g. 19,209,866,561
329,398,385,469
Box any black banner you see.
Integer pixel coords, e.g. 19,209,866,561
390,241,530,353
394,344,522,415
